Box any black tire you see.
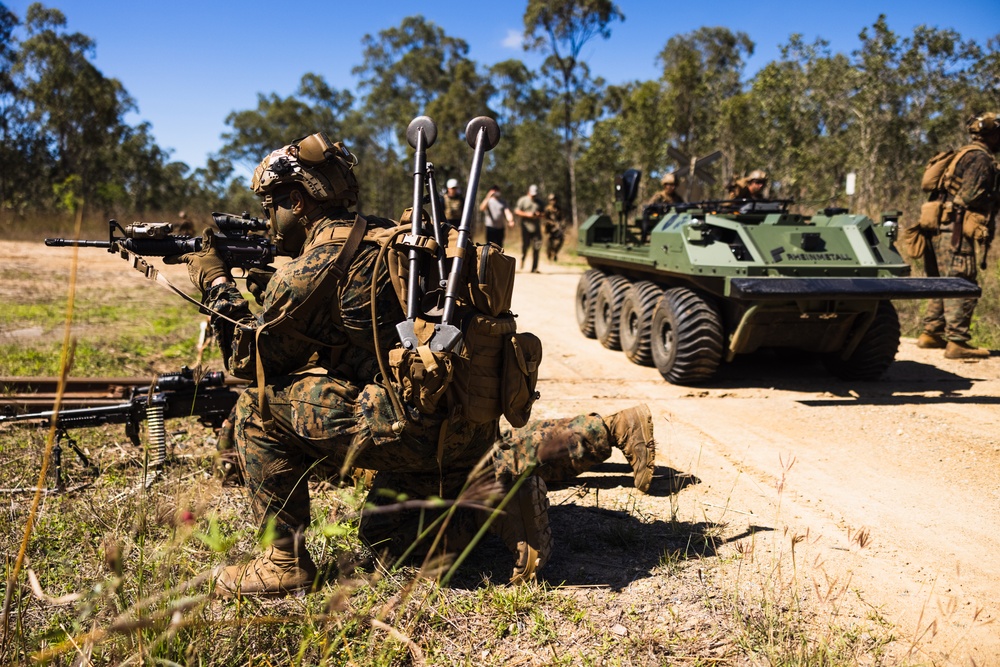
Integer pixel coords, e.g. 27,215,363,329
575,269,605,339
822,301,900,380
650,287,724,384
594,275,632,350
620,280,664,366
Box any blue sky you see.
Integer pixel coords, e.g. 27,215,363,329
6,1,998,172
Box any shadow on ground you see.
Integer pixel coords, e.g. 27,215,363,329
445,465,770,591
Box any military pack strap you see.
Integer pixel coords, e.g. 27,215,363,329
256,214,370,430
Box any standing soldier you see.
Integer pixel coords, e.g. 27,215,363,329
542,193,567,263
918,112,999,359
515,184,544,272
444,178,463,225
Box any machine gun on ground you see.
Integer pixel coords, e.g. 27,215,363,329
45,211,281,274
0,367,244,491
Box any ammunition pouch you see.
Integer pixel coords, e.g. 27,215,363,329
963,210,990,242
501,332,543,428
468,243,515,316
389,345,453,416
918,200,945,233
451,314,516,424
902,223,927,261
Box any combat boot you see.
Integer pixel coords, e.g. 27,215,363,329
214,536,317,598
489,475,552,584
916,332,947,349
944,341,990,360
604,404,656,493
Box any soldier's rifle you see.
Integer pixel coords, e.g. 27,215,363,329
0,367,243,491
45,211,282,275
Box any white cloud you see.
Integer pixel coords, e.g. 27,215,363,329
501,29,523,49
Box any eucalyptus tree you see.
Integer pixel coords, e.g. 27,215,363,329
523,0,624,226
657,26,754,186
352,15,492,217
13,3,134,212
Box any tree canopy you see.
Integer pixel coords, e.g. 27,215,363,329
2,2,998,233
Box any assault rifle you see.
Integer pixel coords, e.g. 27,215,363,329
45,211,282,273
0,367,243,490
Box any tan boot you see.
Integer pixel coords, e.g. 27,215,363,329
214,536,318,598
489,475,552,584
605,404,656,493
916,332,947,349
944,341,990,360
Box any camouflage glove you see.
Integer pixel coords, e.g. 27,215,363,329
245,267,276,306
164,229,231,294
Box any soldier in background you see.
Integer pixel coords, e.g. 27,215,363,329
918,112,999,359
645,173,684,207
542,193,567,263
479,184,515,247
727,170,768,200
515,184,544,272
444,178,463,225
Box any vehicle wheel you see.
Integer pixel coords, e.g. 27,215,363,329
594,275,632,350
822,301,900,380
575,269,605,339
650,287,724,384
620,280,664,366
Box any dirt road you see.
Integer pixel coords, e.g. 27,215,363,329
511,265,1000,665
3,240,998,663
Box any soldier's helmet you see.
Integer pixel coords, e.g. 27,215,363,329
548,193,557,200
747,169,768,183
967,112,1000,139
661,173,677,186
251,132,359,207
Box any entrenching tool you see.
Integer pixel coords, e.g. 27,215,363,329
396,116,438,351
429,116,501,353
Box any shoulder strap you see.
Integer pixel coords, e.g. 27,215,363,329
256,214,370,430
943,144,991,197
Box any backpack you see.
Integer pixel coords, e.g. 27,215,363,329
916,144,991,234
373,210,542,429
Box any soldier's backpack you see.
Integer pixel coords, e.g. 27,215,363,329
373,211,542,429
917,144,991,233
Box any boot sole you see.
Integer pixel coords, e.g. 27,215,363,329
505,476,552,584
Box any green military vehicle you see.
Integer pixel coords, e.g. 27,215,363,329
575,170,979,384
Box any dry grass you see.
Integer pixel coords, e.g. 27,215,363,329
0,227,941,666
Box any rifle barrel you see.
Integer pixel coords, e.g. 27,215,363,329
45,238,111,248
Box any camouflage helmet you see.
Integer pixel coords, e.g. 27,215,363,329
747,169,768,182
660,173,677,185
967,112,1000,138
251,132,359,207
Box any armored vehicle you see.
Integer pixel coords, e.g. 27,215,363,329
575,170,980,384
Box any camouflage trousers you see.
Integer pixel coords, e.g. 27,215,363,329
520,222,542,271
546,234,564,262
233,373,611,538
922,229,979,342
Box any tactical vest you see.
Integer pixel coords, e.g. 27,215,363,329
917,144,991,233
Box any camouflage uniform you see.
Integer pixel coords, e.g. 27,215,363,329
542,200,567,262
922,139,998,343
645,189,684,207
205,212,618,542
515,192,543,272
